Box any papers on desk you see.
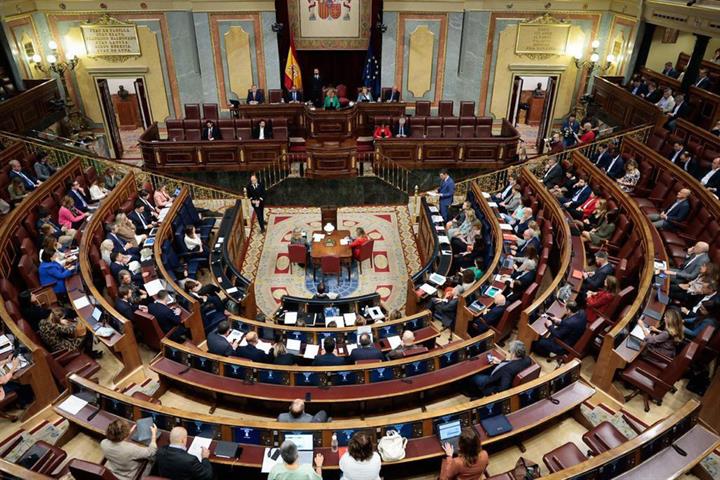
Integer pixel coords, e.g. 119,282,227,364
630,324,646,340
188,436,212,461
57,395,88,415
240,337,273,354
440,250,453,256
488,202,498,208
426,191,439,197
262,448,280,473
340,238,350,246
482,192,491,199
327,316,344,327
367,307,384,321
144,279,164,297
428,206,439,213
343,313,357,326
73,296,90,310
227,329,243,344
345,343,357,354
435,225,444,231
419,283,437,296
431,215,445,223
284,312,298,325
95,327,115,338
654,260,668,271
387,335,402,349
499,223,513,231
158,207,170,222
0,336,12,355
429,273,446,285
437,235,450,244
226,287,239,294
312,233,325,242
303,344,320,359
286,338,302,353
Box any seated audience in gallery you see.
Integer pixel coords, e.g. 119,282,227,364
664,93,688,131
532,301,587,357
616,158,641,193
349,333,384,362
277,398,328,423
647,188,691,231
656,88,675,113
468,340,530,397
153,184,174,208
700,157,720,192
33,151,56,181
661,61,679,78
629,77,648,96
313,337,346,366
580,210,616,248
642,80,663,103
670,262,718,307
586,275,619,323
201,120,221,141
561,113,580,148
439,429,488,480
694,68,712,90
682,281,719,339
373,122,392,139
638,309,684,361
206,320,240,357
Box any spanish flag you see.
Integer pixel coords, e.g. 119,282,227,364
284,35,302,91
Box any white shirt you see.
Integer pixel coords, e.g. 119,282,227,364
670,149,682,163
184,234,202,252
259,127,265,140
89,184,107,201
656,95,675,113
702,168,719,186
339,452,382,480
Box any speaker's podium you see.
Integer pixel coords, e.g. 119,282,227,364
305,138,358,178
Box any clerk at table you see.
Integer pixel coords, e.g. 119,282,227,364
349,227,370,260
357,86,373,102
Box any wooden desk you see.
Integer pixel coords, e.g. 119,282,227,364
310,230,351,280
592,76,665,129
305,139,358,178
304,106,357,138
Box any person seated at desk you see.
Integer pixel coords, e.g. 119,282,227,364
277,398,329,423
19,290,51,331
153,426,212,480
110,253,140,283
349,333,384,362
463,257,485,282
153,184,174,209
357,86,373,102
671,262,718,307
512,227,540,258
201,120,221,141
373,123,392,139
324,89,341,110
113,211,145,248
453,234,486,271
655,88,676,113
394,116,411,138
138,190,160,221
0,356,33,412
580,209,616,248
340,432,382,480
581,251,614,294
682,281,719,339
542,156,564,188
39,249,76,298
148,289,188,343
531,301,587,358
235,331,271,362
700,157,720,192
8,159,40,191
286,86,303,103
101,419,157,480
7,178,27,205
118,270,148,305
385,86,401,102
648,188,691,231
638,309,684,360
661,61,678,78
586,275,619,322
665,242,710,286
246,84,264,104
128,200,156,235
58,195,87,231
468,340,530,397
39,307,101,358
106,224,140,261
33,151,56,182
387,330,416,360
185,279,224,314
272,342,296,365
252,119,273,139
68,179,94,212
103,167,121,190
312,282,333,300
37,206,74,248
207,320,239,356
430,289,460,329
549,168,578,200
290,227,310,250
313,337,346,366
88,178,109,202
439,430,489,480
447,205,476,240
269,440,324,480
184,225,205,256
349,227,370,261
115,285,147,319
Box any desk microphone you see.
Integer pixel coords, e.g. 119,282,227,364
671,444,687,456
87,406,101,421
178,365,192,375
401,378,413,384
547,395,560,405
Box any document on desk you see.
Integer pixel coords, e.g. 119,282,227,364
57,395,88,415
437,235,450,244
419,283,437,296
262,448,280,473
286,338,302,353
303,344,320,359
312,233,325,242
429,273,446,285
227,329,243,344
256,340,273,354
482,192,491,199
499,223,513,231
387,335,402,349
284,312,298,325
0,336,12,355
144,279,164,297
431,215,445,223
346,343,357,354
73,296,90,310
630,325,646,340
488,202,498,208
327,316,344,327
226,287,238,294
343,313,357,326
188,436,212,461
428,206,439,213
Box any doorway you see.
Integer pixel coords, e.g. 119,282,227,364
95,77,152,159
507,75,559,155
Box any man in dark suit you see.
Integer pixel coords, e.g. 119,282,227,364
385,86,401,102
8,159,40,190
313,337,346,366
648,188,691,230
603,152,625,179
593,143,613,170
310,68,323,106
285,86,303,103
510,267,536,292
115,285,146,319
629,78,648,96
128,200,155,234
469,340,531,397
700,157,720,192
562,177,592,209
106,224,140,259
542,157,563,187
643,81,663,104
235,331,271,362
200,120,221,141
516,229,541,258
430,293,459,328
153,426,213,480
69,180,92,211
246,85,264,104
246,175,265,233
471,294,506,334
678,151,700,179
532,301,587,357
667,141,684,164
207,320,240,356
695,68,712,90
393,116,411,138
252,119,273,140
349,333,383,362
664,93,688,131
148,290,183,333
582,251,614,293
661,61,678,78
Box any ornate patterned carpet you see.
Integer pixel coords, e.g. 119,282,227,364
241,206,421,316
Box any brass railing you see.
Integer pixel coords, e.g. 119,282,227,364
254,153,292,190
0,132,241,207
455,123,655,196
371,150,412,195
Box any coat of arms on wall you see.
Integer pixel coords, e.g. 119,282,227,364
289,0,370,50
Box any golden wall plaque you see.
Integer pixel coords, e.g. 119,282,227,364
515,14,570,56
81,14,141,61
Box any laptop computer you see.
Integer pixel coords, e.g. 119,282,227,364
284,434,314,465
436,420,462,450
627,324,645,351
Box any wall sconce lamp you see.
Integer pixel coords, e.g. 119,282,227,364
573,39,614,73
33,40,79,76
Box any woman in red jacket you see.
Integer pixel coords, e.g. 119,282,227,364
349,227,369,260
586,275,619,323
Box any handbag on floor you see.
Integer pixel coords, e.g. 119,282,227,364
513,457,541,480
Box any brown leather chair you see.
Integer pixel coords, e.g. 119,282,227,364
17,440,67,476
426,125,442,138
271,117,288,128
476,125,492,137
426,116,442,127
511,362,540,387
235,118,251,128
442,117,459,127
459,125,475,138
554,317,608,364
268,89,283,103
483,300,522,343
459,101,475,116
443,125,458,138
438,100,453,117
415,101,431,116
274,126,288,140
184,103,201,120
582,421,628,456
68,459,121,480
217,119,235,140
543,442,588,473
134,310,165,351
18,254,40,289
380,87,392,101
165,119,184,141
183,119,201,141
45,349,101,390
459,116,476,126
201,103,219,120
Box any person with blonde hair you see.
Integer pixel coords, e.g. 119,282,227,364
639,309,684,359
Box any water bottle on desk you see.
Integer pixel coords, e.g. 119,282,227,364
331,433,338,453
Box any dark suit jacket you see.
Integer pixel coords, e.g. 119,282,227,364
481,304,506,327
512,268,536,290
313,353,347,366
246,90,265,103
273,353,296,365
631,84,648,96
201,126,221,140
432,297,459,328
517,236,540,257
246,182,265,206
669,101,689,120
349,346,384,362
665,199,690,225
128,210,150,234
385,90,401,102
695,77,712,90
207,332,236,356
153,445,213,480
110,261,125,280
567,184,591,208
605,155,625,179
393,123,412,137
148,301,181,334
549,310,587,347
285,90,303,103
115,298,136,319
236,343,271,363
480,357,532,396
9,170,37,190
662,67,678,78
594,151,612,169
645,89,663,104
682,157,700,179
107,233,129,254
542,163,564,187
252,125,273,139
584,263,614,291
69,189,90,211
703,169,720,190
667,149,683,164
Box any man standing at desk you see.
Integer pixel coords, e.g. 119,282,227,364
247,174,266,233
437,169,455,221
311,68,323,106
